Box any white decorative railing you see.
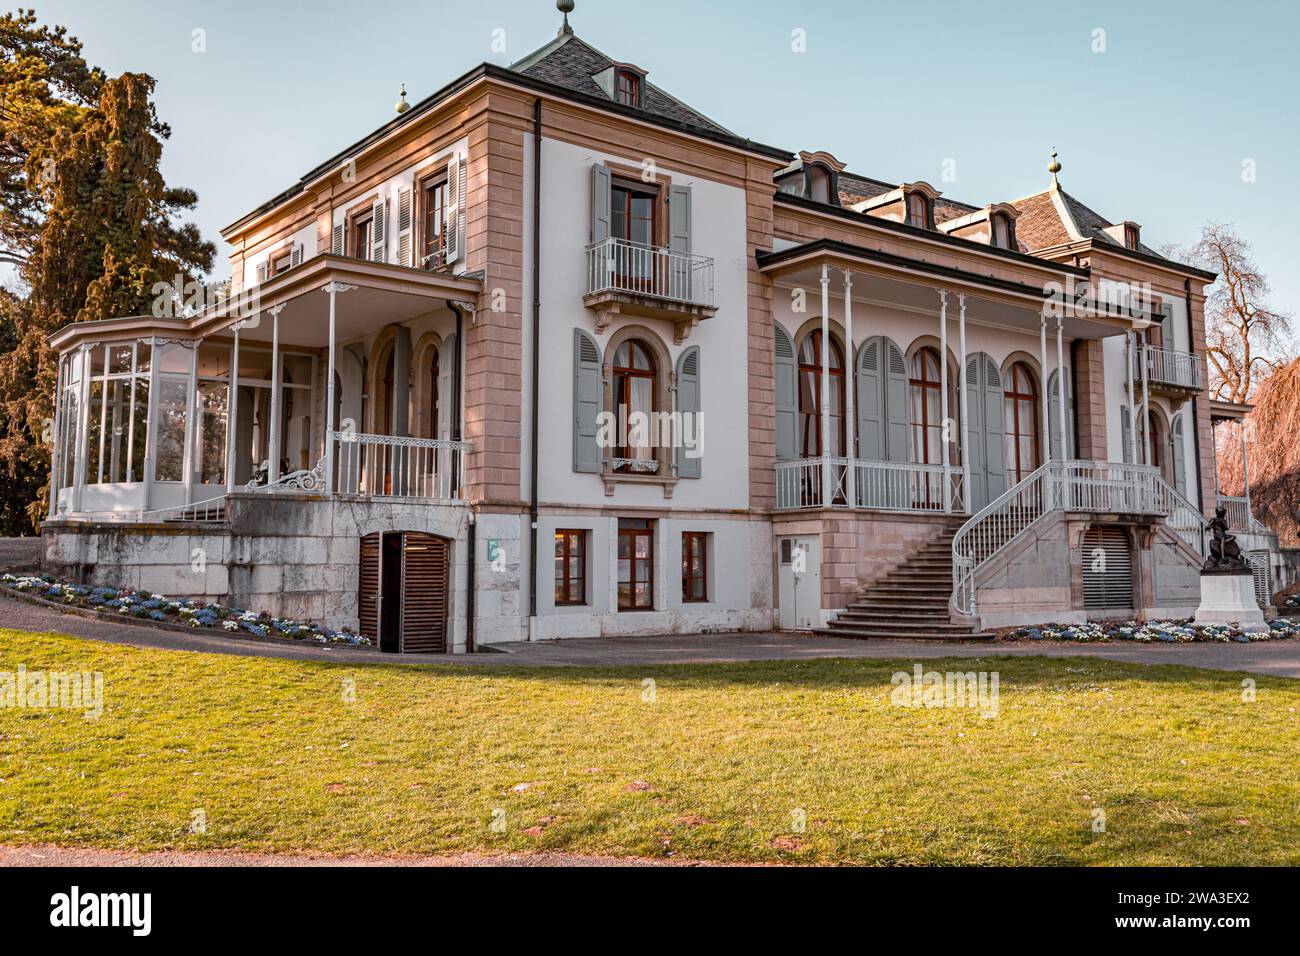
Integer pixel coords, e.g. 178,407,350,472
775,457,964,513
332,432,469,500
140,494,229,524
952,459,1209,615
586,237,715,308
1137,345,1203,390
1215,495,1268,534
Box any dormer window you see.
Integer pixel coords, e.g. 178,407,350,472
616,70,641,107
991,213,1015,250
806,164,832,203
1124,224,1139,250
906,192,931,229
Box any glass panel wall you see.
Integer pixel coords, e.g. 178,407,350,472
79,342,151,486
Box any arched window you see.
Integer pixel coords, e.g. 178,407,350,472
1003,362,1040,483
806,164,831,204
909,347,944,465
906,192,931,229
797,330,845,457
991,213,1014,250
612,339,656,469
379,345,396,437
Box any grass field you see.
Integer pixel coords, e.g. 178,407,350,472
2,628,1298,865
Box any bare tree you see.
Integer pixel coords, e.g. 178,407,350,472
1163,223,1292,403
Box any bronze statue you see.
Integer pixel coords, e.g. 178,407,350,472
1205,506,1249,571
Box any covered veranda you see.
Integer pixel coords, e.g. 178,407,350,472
47,254,481,521
758,238,1155,517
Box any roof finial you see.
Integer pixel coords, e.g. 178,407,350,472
395,84,410,114
557,0,575,36
1048,147,1062,187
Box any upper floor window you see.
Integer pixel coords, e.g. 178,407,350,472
269,248,293,277
611,178,658,248
420,174,447,268
1124,224,1139,250
350,210,374,260
906,192,931,229
806,165,832,204
616,70,641,107
991,213,1014,250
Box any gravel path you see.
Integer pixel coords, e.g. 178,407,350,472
3,590,1299,677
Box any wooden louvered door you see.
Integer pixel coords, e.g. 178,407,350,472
399,532,449,653
1081,526,1134,617
359,533,382,648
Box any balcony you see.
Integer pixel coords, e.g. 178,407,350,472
1135,345,1203,395
584,237,717,343
775,457,966,513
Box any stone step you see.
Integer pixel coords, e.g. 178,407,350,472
813,627,995,642
837,609,953,622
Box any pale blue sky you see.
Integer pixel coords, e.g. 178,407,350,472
18,0,1300,312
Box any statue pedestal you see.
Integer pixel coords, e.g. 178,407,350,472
1193,570,1267,632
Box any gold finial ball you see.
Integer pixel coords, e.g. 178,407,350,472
1048,148,1062,175
395,84,410,115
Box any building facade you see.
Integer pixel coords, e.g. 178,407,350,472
41,17,1268,652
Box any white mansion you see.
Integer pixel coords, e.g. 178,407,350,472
40,12,1278,651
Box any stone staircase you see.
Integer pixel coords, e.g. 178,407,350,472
813,522,995,642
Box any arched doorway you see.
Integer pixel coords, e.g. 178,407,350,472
359,531,450,653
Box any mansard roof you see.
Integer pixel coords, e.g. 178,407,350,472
509,32,733,136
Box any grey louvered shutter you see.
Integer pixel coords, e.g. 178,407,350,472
982,356,1007,500
856,337,883,461
397,187,413,267
255,262,268,285
437,332,456,440
773,324,797,461
1121,406,1133,464
884,339,909,463
443,155,462,265
573,329,602,473
1171,412,1187,496
590,164,611,244
371,199,387,263
331,223,345,256
290,244,303,269
965,356,987,507
1047,370,1072,460
668,184,692,299
675,345,701,479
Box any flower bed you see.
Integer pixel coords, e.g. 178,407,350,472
1001,617,1300,644
1,573,371,646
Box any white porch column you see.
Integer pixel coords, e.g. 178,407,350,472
72,347,90,513
1241,422,1252,522
1125,330,1139,466
1039,311,1050,458
1055,316,1068,459
323,282,355,496
182,343,198,504
938,289,951,512
225,326,241,494
1139,329,1151,465
843,269,856,507
267,304,284,483
142,338,160,511
819,264,831,507
49,357,65,516
957,293,971,512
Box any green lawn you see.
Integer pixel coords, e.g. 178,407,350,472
2,628,1298,865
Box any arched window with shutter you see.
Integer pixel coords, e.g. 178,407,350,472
774,325,797,461
675,346,701,479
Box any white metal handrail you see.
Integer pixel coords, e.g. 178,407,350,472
952,459,1209,615
139,494,229,523
332,432,470,500
1215,495,1268,534
586,237,715,307
775,457,964,513
1137,345,1204,390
